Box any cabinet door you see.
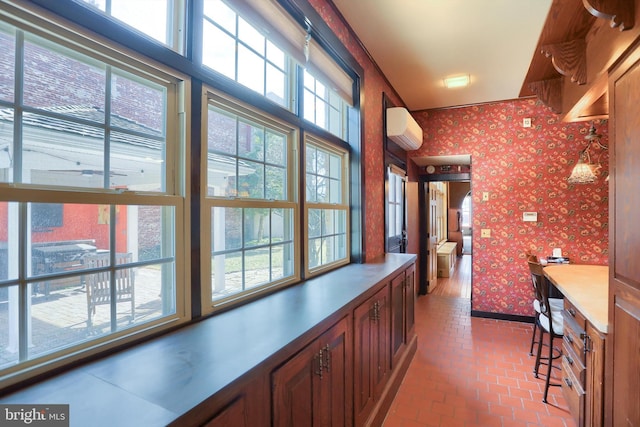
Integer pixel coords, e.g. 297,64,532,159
585,323,605,427
371,286,390,405
317,317,352,427
608,41,640,427
390,271,406,368
354,294,375,426
405,263,416,339
272,341,318,427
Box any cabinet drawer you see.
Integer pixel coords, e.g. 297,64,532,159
564,299,586,329
562,357,585,427
562,310,586,364
562,341,585,387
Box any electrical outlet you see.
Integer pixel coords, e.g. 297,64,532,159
523,117,532,128
481,229,491,238
482,192,489,201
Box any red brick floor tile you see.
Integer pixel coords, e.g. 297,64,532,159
383,294,575,427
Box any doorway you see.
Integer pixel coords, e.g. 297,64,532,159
418,172,471,300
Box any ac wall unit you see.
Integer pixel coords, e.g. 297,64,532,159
386,107,423,151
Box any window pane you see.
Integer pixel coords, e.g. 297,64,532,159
23,38,106,121
308,208,321,238
266,40,285,69
244,208,270,248
303,88,315,122
329,178,341,204
0,109,13,183
111,0,170,45
266,64,286,107
115,205,174,262
265,131,286,166
111,73,165,136
306,173,317,202
22,115,105,187
238,160,264,198
29,203,107,280
238,17,264,55
77,0,172,47
111,132,164,191
238,121,264,161
0,202,17,281
212,207,242,252
1,285,20,368
202,21,236,79
244,247,269,289
265,166,286,200
0,26,15,102
208,107,237,155
212,252,240,299
308,237,321,269
203,0,236,34
237,44,264,94
271,243,293,281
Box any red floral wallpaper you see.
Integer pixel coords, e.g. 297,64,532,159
310,1,609,316
410,100,609,315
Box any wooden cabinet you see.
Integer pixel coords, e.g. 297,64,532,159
391,263,416,368
272,316,352,427
354,286,390,426
561,299,606,427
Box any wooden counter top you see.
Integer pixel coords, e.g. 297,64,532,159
543,264,609,333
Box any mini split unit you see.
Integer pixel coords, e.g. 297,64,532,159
386,107,424,151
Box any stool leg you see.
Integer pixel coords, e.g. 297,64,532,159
533,320,544,378
529,321,538,356
543,331,554,403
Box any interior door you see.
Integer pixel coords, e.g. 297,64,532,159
427,182,438,292
606,42,640,427
386,165,407,253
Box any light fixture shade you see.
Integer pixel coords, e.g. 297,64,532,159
443,74,470,89
568,160,596,184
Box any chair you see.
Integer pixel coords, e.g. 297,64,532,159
528,260,564,403
526,253,563,355
85,252,135,328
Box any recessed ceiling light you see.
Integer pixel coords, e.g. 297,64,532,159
443,74,470,89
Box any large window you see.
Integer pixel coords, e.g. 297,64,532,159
204,94,298,306
0,8,187,386
305,138,349,273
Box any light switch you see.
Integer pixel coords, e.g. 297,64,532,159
482,192,489,201
481,229,491,238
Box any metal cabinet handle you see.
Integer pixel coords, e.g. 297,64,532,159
566,355,574,365
564,377,573,388
568,307,576,317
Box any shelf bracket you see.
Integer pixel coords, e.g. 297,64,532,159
583,0,634,31
541,39,587,85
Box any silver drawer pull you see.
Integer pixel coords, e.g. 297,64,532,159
564,377,573,388
566,335,574,344
568,307,576,317
566,355,574,365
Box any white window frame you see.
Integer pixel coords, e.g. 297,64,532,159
304,135,350,276
201,88,299,313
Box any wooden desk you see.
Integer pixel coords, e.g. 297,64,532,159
544,264,608,427
543,264,608,333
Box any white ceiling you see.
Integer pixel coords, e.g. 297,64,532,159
331,0,552,111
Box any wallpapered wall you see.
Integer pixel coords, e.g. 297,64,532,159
410,100,609,315
310,1,609,316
